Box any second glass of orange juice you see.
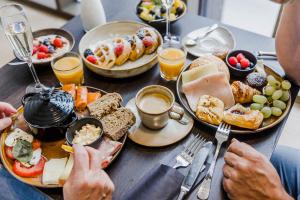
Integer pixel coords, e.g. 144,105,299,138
51,52,84,85
158,41,187,81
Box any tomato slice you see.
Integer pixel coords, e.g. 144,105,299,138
5,146,15,160
13,156,46,178
32,139,41,150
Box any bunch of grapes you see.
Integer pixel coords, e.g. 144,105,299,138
250,75,291,119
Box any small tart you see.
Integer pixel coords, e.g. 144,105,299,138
113,37,131,66
136,27,159,54
126,35,145,61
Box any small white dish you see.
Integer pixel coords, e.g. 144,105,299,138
126,98,194,147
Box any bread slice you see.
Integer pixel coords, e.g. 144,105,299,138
101,107,135,141
42,157,68,185
88,93,123,120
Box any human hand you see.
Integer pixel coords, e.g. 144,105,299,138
222,138,293,200
0,102,16,131
63,144,115,200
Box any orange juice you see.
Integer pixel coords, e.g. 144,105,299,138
52,56,84,85
158,47,186,81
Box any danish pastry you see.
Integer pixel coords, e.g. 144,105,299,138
136,27,159,54
126,35,145,61
223,104,263,130
231,81,261,104
94,42,116,69
113,37,131,65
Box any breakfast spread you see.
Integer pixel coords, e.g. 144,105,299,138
83,27,160,69
32,35,70,62
72,124,101,145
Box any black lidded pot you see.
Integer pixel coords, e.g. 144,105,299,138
22,88,77,141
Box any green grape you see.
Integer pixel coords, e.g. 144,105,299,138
250,103,263,111
281,80,291,90
272,89,283,100
253,95,268,104
271,107,283,117
280,90,290,102
273,100,286,110
263,85,275,96
269,80,281,89
261,106,272,119
267,75,276,83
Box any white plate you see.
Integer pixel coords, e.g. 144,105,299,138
182,26,235,57
126,98,194,147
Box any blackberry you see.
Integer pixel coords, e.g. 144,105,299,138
84,48,94,57
176,7,184,15
160,7,166,14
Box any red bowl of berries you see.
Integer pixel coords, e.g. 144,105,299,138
226,50,257,78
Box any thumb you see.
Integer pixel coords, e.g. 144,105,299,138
0,117,12,131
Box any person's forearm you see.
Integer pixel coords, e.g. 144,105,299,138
275,0,300,85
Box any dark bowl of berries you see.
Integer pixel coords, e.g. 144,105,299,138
136,0,187,27
226,50,257,78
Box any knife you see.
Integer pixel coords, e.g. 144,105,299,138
177,142,212,200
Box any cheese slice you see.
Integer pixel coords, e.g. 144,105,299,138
181,63,218,85
42,158,68,185
59,154,74,185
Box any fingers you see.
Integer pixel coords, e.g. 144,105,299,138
228,139,247,157
72,144,89,175
0,117,12,131
224,152,241,168
223,164,238,180
85,146,102,170
0,102,16,116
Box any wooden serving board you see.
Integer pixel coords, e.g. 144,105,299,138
176,65,292,134
0,86,127,188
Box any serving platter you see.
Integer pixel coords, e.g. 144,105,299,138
176,65,292,134
78,21,163,78
0,86,127,188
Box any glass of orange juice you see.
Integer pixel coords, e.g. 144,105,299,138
158,41,187,81
51,52,84,85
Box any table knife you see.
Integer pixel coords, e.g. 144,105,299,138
177,142,212,200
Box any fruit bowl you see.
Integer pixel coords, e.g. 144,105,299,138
226,50,257,78
136,0,187,27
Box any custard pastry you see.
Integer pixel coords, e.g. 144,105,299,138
196,95,224,125
113,37,131,65
94,42,116,69
231,81,261,104
136,27,159,54
223,104,264,130
126,35,145,61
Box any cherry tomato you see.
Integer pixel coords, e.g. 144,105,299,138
13,156,46,178
240,58,250,69
228,56,238,66
53,38,63,48
5,146,15,160
236,53,245,62
32,139,41,150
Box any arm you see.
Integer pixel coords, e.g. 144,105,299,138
275,0,300,85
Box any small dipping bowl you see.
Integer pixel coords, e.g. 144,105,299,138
226,50,257,78
66,117,103,149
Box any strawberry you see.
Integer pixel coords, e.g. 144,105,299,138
114,44,124,57
142,36,153,47
236,53,245,62
228,56,238,66
240,58,250,69
53,38,63,48
37,52,48,59
86,55,97,64
39,45,48,53
32,46,39,55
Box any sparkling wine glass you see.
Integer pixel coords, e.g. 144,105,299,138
161,0,174,41
0,4,45,93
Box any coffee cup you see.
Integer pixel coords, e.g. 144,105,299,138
135,85,185,129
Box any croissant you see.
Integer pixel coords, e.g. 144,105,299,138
231,81,261,104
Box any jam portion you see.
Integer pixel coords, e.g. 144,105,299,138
231,110,245,115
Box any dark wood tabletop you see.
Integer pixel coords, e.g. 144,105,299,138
0,0,299,199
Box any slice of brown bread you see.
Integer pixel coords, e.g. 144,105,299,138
101,107,136,141
88,93,123,120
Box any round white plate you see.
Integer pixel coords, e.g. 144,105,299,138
182,26,235,57
126,98,194,147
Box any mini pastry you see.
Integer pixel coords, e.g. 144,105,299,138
94,42,116,69
223,104,264,130
231,81,261,104
136,27,159,54
245,72,267,90
196,95,224,125
126,35,145,61
113,37,131,65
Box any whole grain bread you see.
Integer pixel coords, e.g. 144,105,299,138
101,107,136,141
88,93,123,120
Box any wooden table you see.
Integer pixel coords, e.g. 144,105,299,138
0,0,299,199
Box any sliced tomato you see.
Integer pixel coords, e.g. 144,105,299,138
5,146,15,160
13,156,46,178
32,139,41,150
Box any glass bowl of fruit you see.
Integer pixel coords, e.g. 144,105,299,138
136,0,187,26
226,50,257,78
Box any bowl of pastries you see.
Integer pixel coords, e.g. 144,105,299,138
79,21,163,78
176,55,292,134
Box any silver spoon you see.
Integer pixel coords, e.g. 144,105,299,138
185,24,219,46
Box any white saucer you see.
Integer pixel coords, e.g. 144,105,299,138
182,26,236,57
125,98,194,147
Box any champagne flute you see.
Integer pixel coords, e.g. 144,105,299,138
0,4,45,93
161,0,174,41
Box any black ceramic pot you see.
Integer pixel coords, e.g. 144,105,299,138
21,88,77,141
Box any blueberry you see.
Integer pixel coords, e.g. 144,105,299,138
125,36,134,46
176,7,184,15
48,45,55,53
136,30,145,40
236,63,241,69
149,10,155,15
250,62,254,67
155,15,162,20
84,49,94,57
137,7,143,14
160,7,166,14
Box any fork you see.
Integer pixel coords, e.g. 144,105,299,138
197,122,231,200
173,134,206,169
